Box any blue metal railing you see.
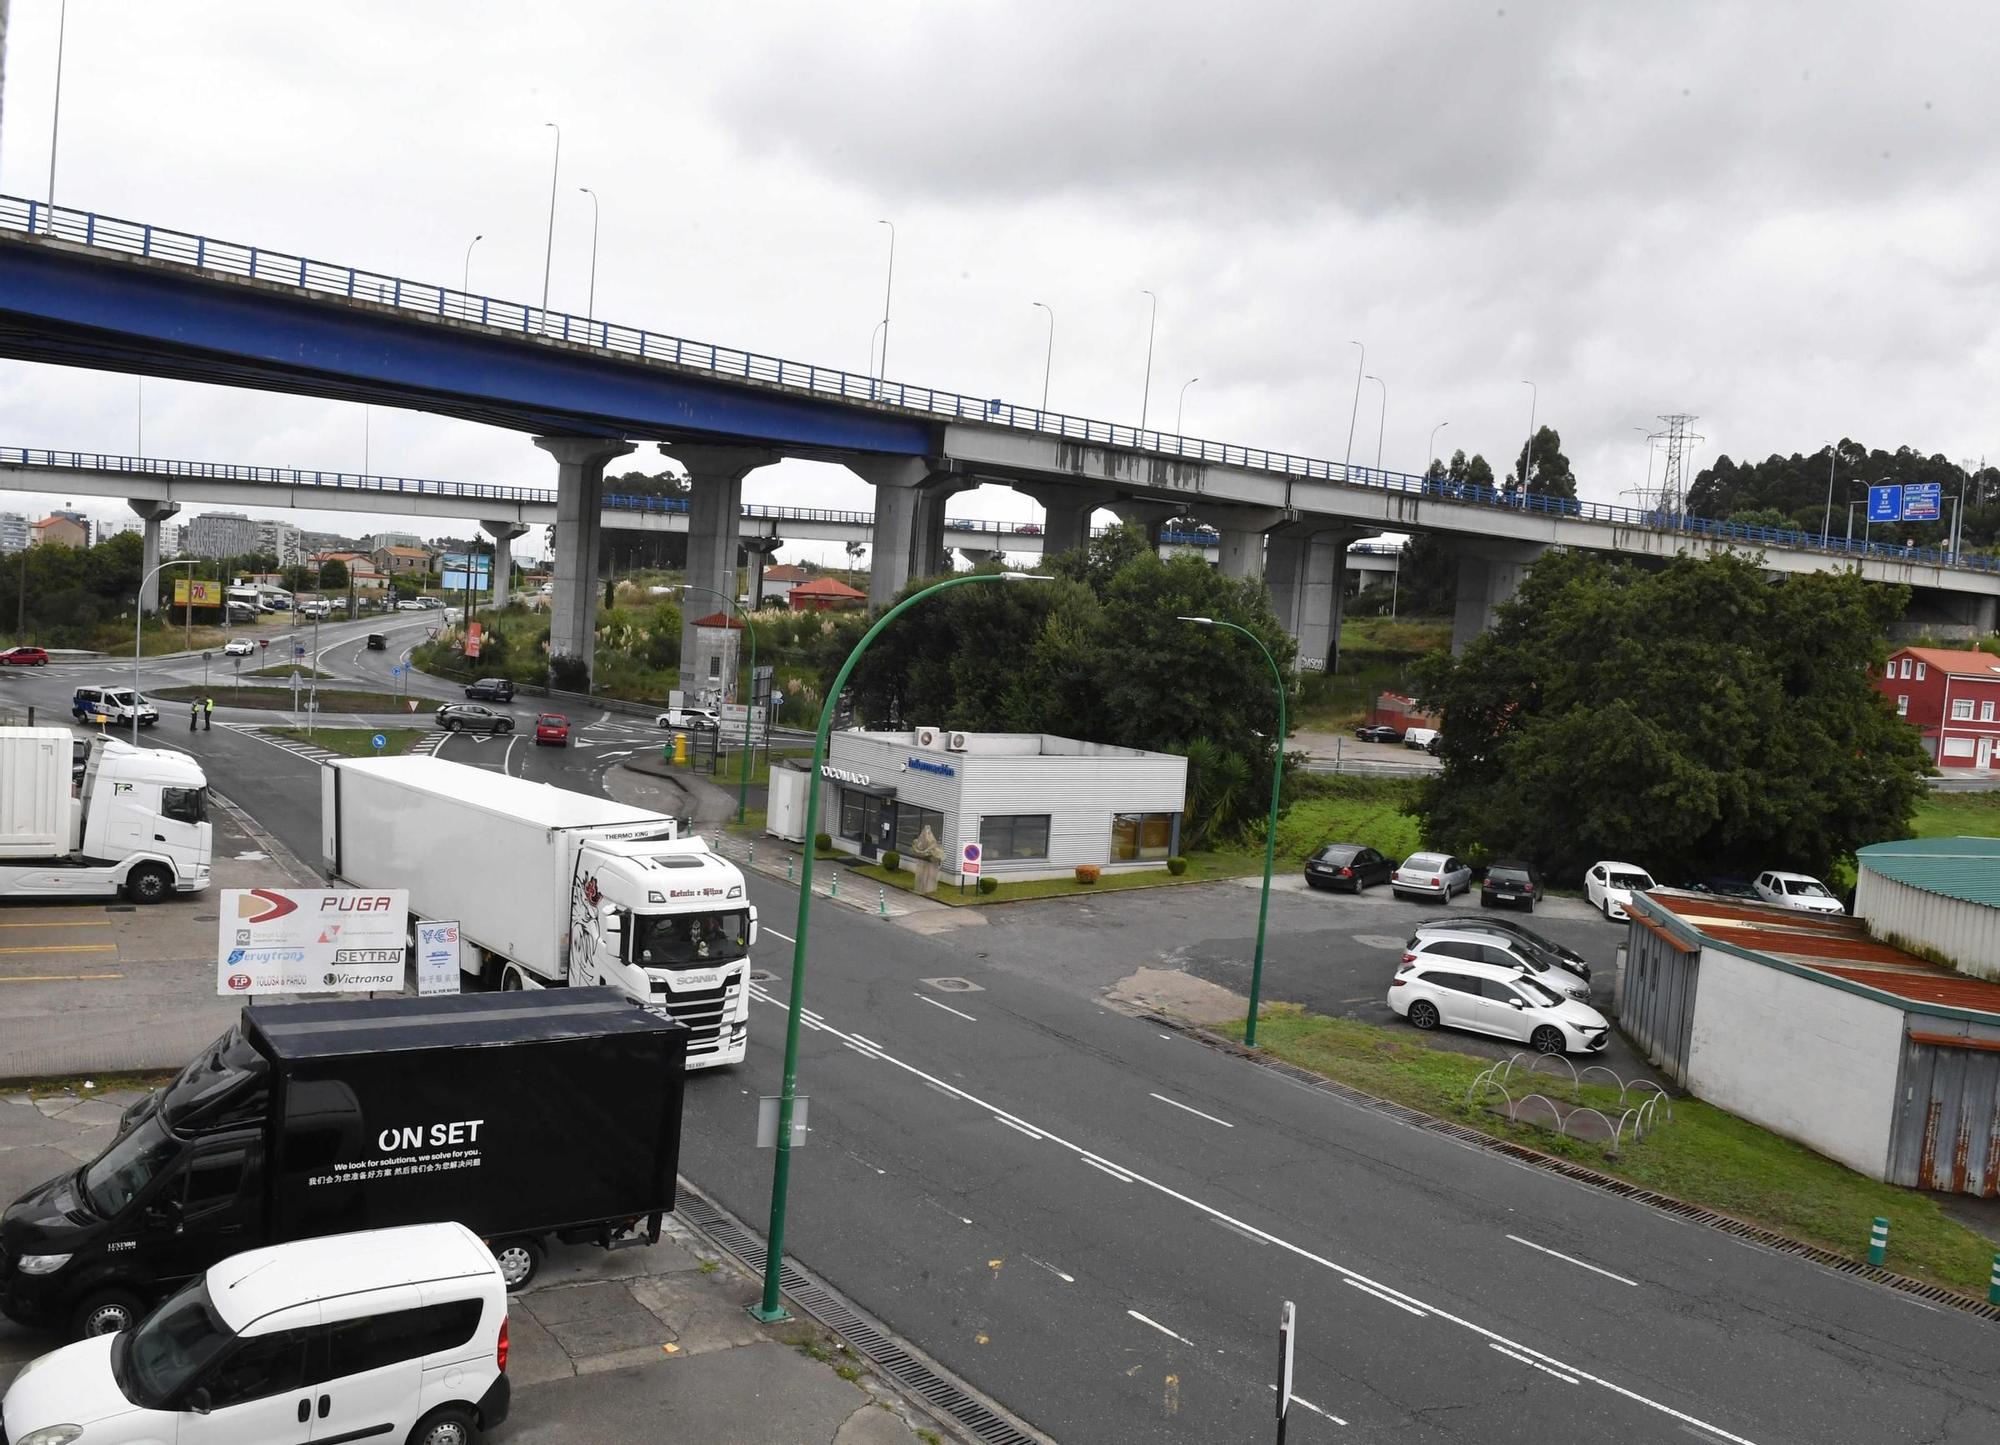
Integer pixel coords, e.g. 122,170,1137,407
1,195,1995,577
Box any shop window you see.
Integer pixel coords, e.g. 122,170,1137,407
896,805,944,852
980,814,1050,861
1110,812,1174,861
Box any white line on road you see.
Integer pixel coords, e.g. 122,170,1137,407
850,1034,882,1048
1344,1279,1428,1318
1149,1092,1234,1128
1490,1342,1580,1384
764,927,795,942
1126,1310,1195,1347
1268,1385,1348,1426
914,992,977,1022
1505,1234,1641,1288
995,1116,1043,1141
501,735,521,776
843,1041,882,1060
1026,1256,1075,1284
1081,1157,1134,1184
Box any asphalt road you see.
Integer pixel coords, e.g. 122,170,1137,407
11,654,1997,1443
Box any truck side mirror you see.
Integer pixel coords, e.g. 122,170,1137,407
747,906,759,948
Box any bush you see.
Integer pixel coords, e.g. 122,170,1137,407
882,850,900,873
815,832,833,853
977,875,999,895
1167,855,1188,876
1075,864,1101,885
547,655,589,693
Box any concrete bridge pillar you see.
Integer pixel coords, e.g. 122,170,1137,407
1108,498,1184,552
849,459,963,606
663,444,777,692
129,500,181,614
480,520,530,611
1267,525,1361,673
910,475,972,582
535,435,635,683
742,534,783,610
1192,505,1289,582
1014,483,1119,559
1449,540,1547,654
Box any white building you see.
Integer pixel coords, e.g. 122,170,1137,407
257,519,305,566
184,510,262,558
777,729,1188,881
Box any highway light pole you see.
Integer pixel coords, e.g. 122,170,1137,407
876,220,896,381
1176,377,1199,435
578,188,600,321
539,122,561,315
1139,289,1158,433
1343,341,1365,470
1427,421,1449,474
47,0,68,225
1176,615,1285,1049
462,233,483,294
1820,441,1839,548
1519,380,1537,496
754,569,1050,1323
134,561,196,747
1033,301,1055,413
675,583,755,824
1366,375,1386,473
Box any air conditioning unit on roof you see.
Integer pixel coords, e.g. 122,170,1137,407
946,731,970,752
914,725,940,749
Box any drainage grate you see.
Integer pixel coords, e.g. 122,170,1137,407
1167,1019,2000,1327
676,1184,1049,1445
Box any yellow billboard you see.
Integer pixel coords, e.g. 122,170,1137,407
171,579,223,607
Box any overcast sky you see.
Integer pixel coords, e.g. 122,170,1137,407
1,1,1995,564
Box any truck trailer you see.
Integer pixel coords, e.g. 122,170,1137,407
0,989,687,1337
0,727,212,902
321,756,754,1068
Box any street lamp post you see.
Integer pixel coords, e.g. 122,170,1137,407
753,570,1049,1324
876,220,896,381
1519,381,1538,495
1032,301,1055,414
1175,377,1199,435
1343,341,1365,470
539,122,561,315
1821,442,1840,548
47,0,68,224
1365,375,1386,473
135,561,197,746
1176,616,1285,1048
462,233,483,294
578,188,600,321
676,584,756,824
1139,290,1158,434
1427,421,1450,474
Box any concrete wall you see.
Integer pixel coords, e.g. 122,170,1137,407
1856,869,2000,982
1685,945,1905,1178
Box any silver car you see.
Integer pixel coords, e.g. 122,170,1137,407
1391,851,1472,903
1402,929,1592,1002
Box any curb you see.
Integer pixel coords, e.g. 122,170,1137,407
1150,1012,2000,1325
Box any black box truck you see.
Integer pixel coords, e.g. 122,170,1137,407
0,988,687,1337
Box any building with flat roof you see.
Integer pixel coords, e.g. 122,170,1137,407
0,513,28,553
184,510,261,558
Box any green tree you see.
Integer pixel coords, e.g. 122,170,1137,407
319,559,350,590
1411,551,1930,883
1508,426,1576,500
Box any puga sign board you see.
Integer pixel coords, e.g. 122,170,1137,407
218,887,410,995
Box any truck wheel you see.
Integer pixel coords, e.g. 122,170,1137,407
407,1404,480,1445
501,967,524,992
126,864,173,904
74,1287,146,1337
490,1236,542,1291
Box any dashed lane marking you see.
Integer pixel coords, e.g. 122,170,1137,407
1149,1092,1234,1128
1506,1234,1641,1288
1490,1342,1580,1384
1127,1310,1195,1347
1344,1279,1428,1318
1268,1385,1347,1426
914,992,977,1022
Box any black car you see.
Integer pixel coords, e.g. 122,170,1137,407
1354,724,1404,744
365,633,387,650
1686,877,1759,901
465,676,517,702
1480,859,1545,911
1413,915,1592,981
436,702,514,734
1304,843,1396,892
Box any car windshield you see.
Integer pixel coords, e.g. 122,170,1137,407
1490,867,1530,882
120,1278,235,1406
1313,846,1356,862
1404,854,1445,871
160,1027,266,1130
1609,871,1654,891
1516,977,1567,1008
1786,879,1832,897
629,909,751,968
81,1115,179,1217
539,714,565,726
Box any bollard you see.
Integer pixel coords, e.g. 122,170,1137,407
1990,1252,1999,1307
748,843,756,867
1867,1217,1889,1267
829,875,839,900
787,857,794,883
673,732,688,766
878,887,887,917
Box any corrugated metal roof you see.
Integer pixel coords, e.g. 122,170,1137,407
1641,890,2000,1024
1857,836,2000,909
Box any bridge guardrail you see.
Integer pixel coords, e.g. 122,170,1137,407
2,195,1994,576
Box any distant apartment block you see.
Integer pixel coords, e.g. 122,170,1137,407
184,510,263,558
0,513,31,553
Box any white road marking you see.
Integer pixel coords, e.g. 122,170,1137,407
914,992,977,1022
843,1040,882,1060
1490,1342,1580,1384
1026,1256,1075,1283
1506,1234,1641,1288
1344,1279,1428,1318
1268,1385,1348,1426
1126,1310,1195,1347
1149,1092,1234,1128
501,735,521,775
736,991,1764,1445
765,927,795,942
850,1034,882,1048
995,1116,1044,1141
1081,1156,1134,1184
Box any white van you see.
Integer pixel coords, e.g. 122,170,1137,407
0,1222,509,1445
71,687,160,729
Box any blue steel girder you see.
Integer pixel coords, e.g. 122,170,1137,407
0,238,934,457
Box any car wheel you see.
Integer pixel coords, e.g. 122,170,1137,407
1531,1025,1566,1056
490,1235,542,1292
407,1404,480,1445
498,721,514,734
73,1287,146,1337
126,863,173,905
1521,901,1534,914
1407,1000,1440,1031
1479,894,1493,908
1602,898,1613,920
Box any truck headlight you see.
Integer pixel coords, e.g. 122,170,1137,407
17,1253,73,1275
17,1425,84,1445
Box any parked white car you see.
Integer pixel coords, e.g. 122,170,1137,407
1390,851,1472,903
1753,870,1845,915
222,638,255,657
1403,727,1439,750
0,1222,510,1445
1402,928,1592,1002
656,706,721,732
1389,954,1610,1054
1585,860,1656,921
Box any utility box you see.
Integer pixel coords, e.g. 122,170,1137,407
766,760,810,842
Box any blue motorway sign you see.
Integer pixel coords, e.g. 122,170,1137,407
1903,482,1941,522
372,733,387,751
389,665,403,677
1867,484,1903,524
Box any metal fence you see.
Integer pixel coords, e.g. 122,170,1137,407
3,194,1995,575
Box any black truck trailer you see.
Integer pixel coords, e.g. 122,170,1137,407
0,988,687,1337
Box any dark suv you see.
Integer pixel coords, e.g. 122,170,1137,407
1480,859,1544,912
464,677,516,702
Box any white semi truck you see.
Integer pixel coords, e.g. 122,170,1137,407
0,727,213,902
320,756,755,1069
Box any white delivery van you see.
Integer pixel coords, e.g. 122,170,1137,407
0,1222,510,1445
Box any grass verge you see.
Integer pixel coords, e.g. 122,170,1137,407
845,852,1263,905
1223,1004,1998,1294
1911,790,2000,838
268,727,428,758
151,684,405,712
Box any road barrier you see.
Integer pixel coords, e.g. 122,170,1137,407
1868,1217,1890,1267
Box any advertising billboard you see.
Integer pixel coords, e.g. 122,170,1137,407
171,578,224,607
217,887,410,995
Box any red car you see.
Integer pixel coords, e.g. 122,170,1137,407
534,712,570,746
0,646,49,666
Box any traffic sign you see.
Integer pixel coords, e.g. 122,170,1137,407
1904,482,1942,522
962,842,982,876
390,665,403,677
1867,484,1903,524
371,733,387,751
293,644,306,658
